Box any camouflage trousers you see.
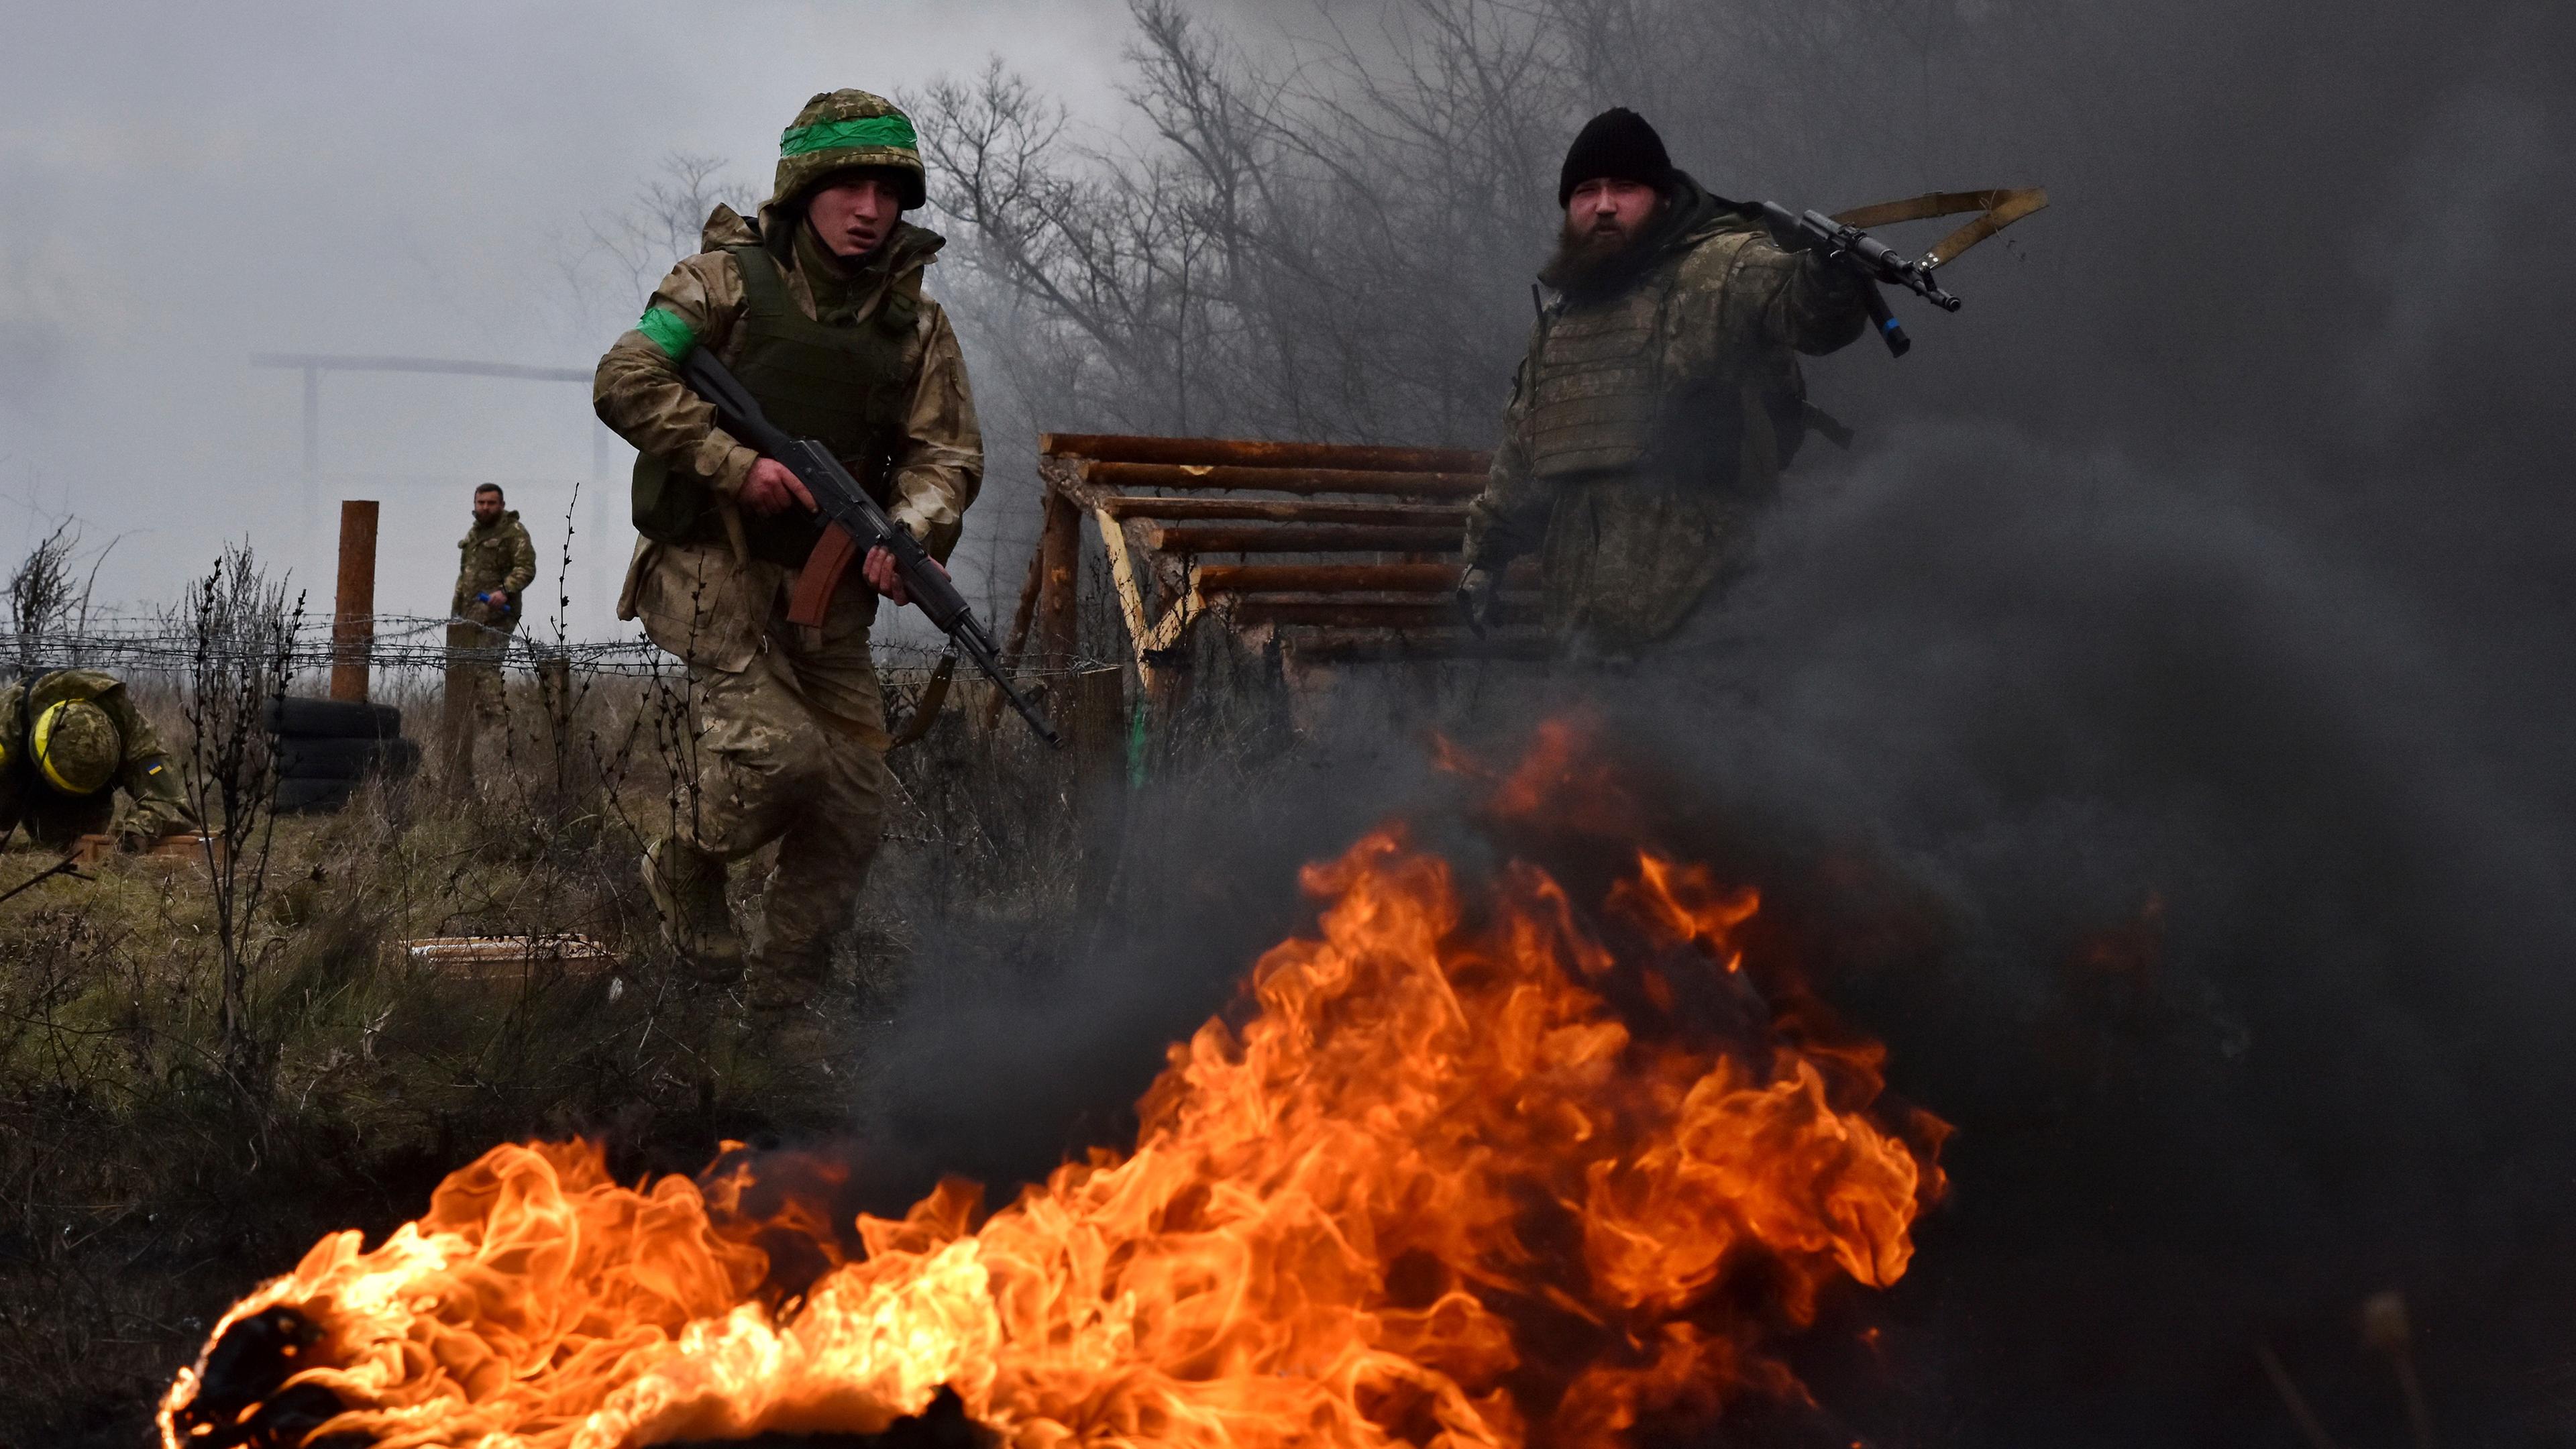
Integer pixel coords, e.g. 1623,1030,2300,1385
624,538,890,959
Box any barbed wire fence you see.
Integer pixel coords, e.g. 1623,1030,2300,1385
0,610,1112,685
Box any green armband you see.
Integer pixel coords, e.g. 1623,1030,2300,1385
636,306,698,361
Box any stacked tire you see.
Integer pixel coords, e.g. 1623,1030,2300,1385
265,697,420,814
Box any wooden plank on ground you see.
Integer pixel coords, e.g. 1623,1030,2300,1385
403,935,617,976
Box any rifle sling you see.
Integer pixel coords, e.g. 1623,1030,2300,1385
788,523,863,629
888,651,955,751
1829,187,2049,268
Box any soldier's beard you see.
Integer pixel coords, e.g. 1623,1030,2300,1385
1543,205,1664,295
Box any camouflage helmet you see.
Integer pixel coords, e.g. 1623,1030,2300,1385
30,698,120,796
771,89,926,213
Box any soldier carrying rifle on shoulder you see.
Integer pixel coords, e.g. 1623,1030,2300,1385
1458,108,1978,660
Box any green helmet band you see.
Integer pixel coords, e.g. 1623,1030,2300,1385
781,114,918,157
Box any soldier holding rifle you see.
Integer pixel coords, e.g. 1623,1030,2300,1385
594,89,983,1010
1458,108,1876,657
443,482,535,767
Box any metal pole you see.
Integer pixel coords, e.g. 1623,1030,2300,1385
302,366,320,474
329,500,380,702
303,366,321,526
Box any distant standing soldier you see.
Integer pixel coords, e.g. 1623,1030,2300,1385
594,89,981,1008
444,483,536,759
0,669,199,849
1458,108,1870,657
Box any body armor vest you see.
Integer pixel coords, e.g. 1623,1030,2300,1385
633,243,914,566
1524,229,1811,492
1525,254,1688,481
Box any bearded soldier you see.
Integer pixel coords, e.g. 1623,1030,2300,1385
0,669,199,849
1458,108,1870,655
594,90,981,1009
444,483,536,754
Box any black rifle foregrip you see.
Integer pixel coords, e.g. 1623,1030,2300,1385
1862,282,1911,358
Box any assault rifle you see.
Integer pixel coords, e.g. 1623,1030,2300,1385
677,348,1063,748
1753,202,1962,358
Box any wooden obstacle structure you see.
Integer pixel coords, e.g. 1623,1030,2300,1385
1006,433,1543,704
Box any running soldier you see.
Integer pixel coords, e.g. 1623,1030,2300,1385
594,89,981,1009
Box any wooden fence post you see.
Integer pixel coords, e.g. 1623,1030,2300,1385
329,500,380,702
1038,482,1080,669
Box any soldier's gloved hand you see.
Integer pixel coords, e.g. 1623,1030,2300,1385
1456,566,1501,637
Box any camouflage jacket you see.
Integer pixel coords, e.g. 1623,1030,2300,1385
593,205,982,562
451,510,537,620
1462,176,1867,651
0,670,199,846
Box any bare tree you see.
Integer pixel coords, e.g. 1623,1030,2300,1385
170,545,304,1093
7,523,113,674
559,152,760,333
911,0,1903,463
912,0,1587,447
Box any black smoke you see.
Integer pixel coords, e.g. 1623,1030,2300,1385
849,1,2576,1444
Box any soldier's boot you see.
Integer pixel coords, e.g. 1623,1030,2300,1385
642,838,744,982
742,938,831,1013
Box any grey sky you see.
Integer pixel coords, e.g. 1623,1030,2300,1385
0,0,1134,635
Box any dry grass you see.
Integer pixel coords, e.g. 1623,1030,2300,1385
0,661,1095,1446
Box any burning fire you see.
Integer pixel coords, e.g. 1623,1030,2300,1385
165,783,1942,1448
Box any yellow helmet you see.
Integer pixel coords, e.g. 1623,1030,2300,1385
30,698,121,796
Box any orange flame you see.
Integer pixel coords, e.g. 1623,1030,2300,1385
164,828,1939,1449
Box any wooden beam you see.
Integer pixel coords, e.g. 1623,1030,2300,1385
1195,563,1467,594
1083,462,1485,498
1100,496,1469,525
1091,504,1160,694
1040,433,1489,474
1038,482,1081,665
1224,596,1539,629
1146,524,1462,555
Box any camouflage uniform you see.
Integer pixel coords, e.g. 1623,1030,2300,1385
446,508,537,729
594,91,981,1003
0,669,198,848
1462,173,1869,654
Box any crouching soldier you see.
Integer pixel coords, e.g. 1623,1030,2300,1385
0,669,200,849
594,89,981,1010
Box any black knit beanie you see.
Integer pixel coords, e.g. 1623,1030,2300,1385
1557,107,1674,207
